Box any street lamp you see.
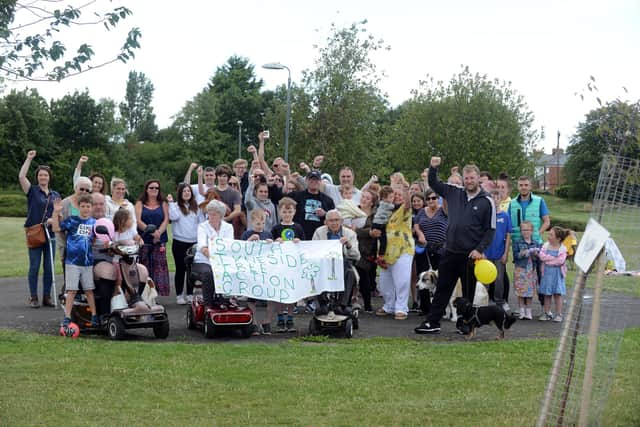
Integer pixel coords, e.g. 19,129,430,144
237,120,243,159
262,62,291,163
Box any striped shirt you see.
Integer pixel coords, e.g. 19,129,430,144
414,207,448,246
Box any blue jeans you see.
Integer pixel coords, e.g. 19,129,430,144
27,238,56,298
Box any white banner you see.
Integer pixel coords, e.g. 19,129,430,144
208,238,345,303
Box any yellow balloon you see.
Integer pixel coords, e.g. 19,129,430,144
474,259,498,285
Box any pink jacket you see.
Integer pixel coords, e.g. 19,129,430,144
539,243,568,277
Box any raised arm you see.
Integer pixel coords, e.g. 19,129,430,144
73,155,88,186
427,156,448,198
19,150,37,193
257,132,273,176
184,162,198,185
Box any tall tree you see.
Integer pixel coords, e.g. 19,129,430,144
0,1,140,81
298,20,389,182
119,70,157,142
564,99,640,200
209,55,265,157
387,66,542,180
0,88,52,186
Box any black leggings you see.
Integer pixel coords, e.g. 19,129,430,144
356,265,374,311
172,239,196,296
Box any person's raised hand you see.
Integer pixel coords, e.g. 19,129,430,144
370,175,379,183
190,162,198,170
197,166,203,176
431,156,441,168
79,155,88,164
313,155,324,167
247,145,257,154
27,150,37,160
166,194,174,203
299,162,310,173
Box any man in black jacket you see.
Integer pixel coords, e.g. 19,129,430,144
415,156,496,334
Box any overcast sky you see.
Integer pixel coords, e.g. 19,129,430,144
8,0,640,153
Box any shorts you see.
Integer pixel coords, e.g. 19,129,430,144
65,264,95,291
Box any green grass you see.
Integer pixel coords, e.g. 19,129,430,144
0,328,638,426
544,194,592,224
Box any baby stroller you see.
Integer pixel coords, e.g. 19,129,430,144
308,260,359,338
184,245,254,339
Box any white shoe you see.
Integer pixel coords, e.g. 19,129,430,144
553,314,563,323
502,303,510,312
519,308,525,320
186,294,193,303
525,308,533,320
176,295,187,305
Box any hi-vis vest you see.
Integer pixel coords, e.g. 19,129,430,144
510,195,543,243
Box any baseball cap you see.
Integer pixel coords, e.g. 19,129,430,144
307,171,322,180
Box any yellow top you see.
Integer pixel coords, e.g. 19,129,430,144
499,196,511,213
384,205,415,265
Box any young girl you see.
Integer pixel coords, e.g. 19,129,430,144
112,208,142,295
512,220,541,320
538,226,570,322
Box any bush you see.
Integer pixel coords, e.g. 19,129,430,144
0,193,27,217
554,185,572,198
551,216,586,232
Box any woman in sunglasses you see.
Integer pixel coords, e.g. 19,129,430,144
136,180,170,296
413,188,448,272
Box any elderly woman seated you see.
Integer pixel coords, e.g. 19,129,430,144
312,209,361,314
192,200,234,306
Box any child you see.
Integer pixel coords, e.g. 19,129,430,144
51,195,98,328
538,226,570,322
336,186,366,228
244,177,278,234
271,197,306,333
112,208,142,296
372,185,395,268
484,189,512,310
512,221,541,320
241,210,274,335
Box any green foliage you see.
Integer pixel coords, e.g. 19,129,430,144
119,71,157,142
565,100,640,200
550,217,586,232
0,89,53,186
0,193,25,216
0,1,140,81
387,66,541,180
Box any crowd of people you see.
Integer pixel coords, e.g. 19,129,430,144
20,131,570,335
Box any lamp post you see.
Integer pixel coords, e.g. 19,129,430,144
237,120,243,159
262,62,291,163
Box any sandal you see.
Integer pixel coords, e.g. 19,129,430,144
394,312,408,320
375,308,388,316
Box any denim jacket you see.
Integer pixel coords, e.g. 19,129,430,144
512,238,541,269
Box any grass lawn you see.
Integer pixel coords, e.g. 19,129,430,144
0,328,639,426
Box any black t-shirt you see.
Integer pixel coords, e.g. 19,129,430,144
271,223,306,241
287,190,335,240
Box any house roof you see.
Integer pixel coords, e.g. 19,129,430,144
537,152,569,167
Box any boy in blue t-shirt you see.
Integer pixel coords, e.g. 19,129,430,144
483,189,512,310
52,194,98,328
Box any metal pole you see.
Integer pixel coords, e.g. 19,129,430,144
284,68,291,163
237,120,243,159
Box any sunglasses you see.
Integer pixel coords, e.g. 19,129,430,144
427,196,438,200
78,188,91,193
148,186,160,190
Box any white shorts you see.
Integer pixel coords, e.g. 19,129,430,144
65,264,95,291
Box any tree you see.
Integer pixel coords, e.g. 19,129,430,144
119,71,157,142
0,1,140,81
386,66,542,180
0,88,52,186
208,55,265,158
297,20,389,183
564,100,640,199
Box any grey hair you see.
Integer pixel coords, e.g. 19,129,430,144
75,176,92,192
206,199,227,217
325,209,342,220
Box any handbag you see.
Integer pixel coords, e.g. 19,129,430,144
24,195,51,249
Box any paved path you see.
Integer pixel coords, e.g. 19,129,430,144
1,275,638,343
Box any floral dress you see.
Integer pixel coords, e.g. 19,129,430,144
512,239,540,298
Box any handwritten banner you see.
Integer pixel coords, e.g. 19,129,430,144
209,238,345,303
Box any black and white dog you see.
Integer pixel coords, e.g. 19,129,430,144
416,269,438,316
453,297,517,340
